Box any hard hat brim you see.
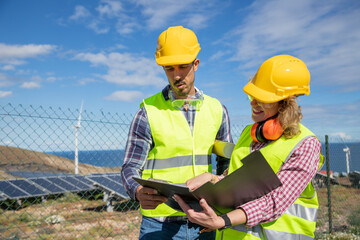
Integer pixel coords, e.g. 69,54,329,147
243,81,286,103
156,54,198,66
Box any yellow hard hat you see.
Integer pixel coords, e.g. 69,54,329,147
243,55,310,103
155,26,201,66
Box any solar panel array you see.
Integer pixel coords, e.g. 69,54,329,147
87,174,128,200
8,171,73,179
0,172,129,202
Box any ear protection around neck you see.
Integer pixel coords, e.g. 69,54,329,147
251,115,283,143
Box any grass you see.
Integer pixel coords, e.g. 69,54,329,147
0,193,142,240
0,184,359,239
315,184,360,240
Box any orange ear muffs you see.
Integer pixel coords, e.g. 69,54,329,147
251,122,260,142
251,117,283,143
262,118,283,141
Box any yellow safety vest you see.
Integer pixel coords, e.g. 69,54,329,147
217,124,324,240
141,91,223,217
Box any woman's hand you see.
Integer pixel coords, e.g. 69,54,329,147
173,194,225,230
186,172,218,191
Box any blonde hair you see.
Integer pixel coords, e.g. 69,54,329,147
278,96,302,138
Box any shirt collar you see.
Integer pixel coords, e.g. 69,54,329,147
162,84,203,101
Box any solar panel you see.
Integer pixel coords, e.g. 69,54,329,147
8,171,73,178
106,174,121,183
60,176,93,191
87,176,129,199
30,178,66,194
75,175,94,186
9,179,48,196
89,172,118,176
0,192,7,201
46,177,80,192
0,181,30,199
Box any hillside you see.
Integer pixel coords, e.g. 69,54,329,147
0,145,121,180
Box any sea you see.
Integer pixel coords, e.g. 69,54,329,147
48,142,360,174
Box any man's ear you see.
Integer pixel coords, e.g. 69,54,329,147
193,58,200,72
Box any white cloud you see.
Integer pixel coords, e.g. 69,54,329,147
21,82,41,89
0,91,12,98
31,75,42,82
0,43,56,60
133,0,217,30
303,101,360,125
69,5,91,21
2,65,15,71
74,51,165,87
223,0,360,91
184,13,209,29
46,76,57,82
67,0,219,35
88,19,110,34
105,90,143,102
96,0,123,17
0,43,57,66
0,73,22,87
74,52,108,65
209,50,228,61
69,1,135,35
78,78,97,85
116,21,139,34
69,5,110,34
330,132,352,141
301,99,360,140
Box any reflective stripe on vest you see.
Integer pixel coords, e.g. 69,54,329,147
216,225,264,240
140,92,223,217
285,203,318,222
143,155,210,170
221,124,323,240
264,228,314,240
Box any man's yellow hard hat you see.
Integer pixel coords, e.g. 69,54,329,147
155,26,201,66
244,55,310,103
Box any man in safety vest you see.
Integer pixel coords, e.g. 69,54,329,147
174,54,324,240
121,26,233,239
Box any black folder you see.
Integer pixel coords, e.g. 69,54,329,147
133,150,282,214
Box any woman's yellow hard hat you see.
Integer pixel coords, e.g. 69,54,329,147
244,55,310,103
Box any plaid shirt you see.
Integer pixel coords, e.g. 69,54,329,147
121,85,233,204
238,136,321,227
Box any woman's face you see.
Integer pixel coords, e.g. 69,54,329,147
250,98,280,123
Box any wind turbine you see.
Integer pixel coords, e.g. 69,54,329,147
340,137,351,174
343,146,351,174
73,101,83,175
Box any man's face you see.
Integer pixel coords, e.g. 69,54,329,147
163,59,199,99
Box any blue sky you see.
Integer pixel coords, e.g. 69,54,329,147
0,0,360,142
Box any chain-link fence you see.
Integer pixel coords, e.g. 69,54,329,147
0,103,359,239
315,136,360,239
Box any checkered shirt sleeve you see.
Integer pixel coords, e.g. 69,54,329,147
120,107,152,200
240,136,321,227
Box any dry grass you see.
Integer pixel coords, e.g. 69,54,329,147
315,184,360,239
0,146,359,239
1,185,359,239
0,194,142,240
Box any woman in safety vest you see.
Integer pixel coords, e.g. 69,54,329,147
174,54,324,240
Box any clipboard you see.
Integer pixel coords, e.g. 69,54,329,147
133,150,282,214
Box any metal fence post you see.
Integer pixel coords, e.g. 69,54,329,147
325,135,332,234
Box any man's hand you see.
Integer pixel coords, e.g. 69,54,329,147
135,185,168,209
